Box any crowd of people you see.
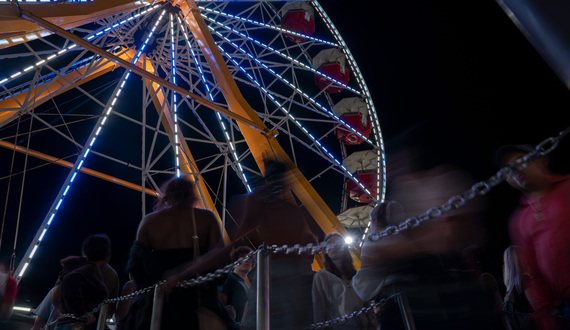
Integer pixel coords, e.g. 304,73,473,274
0,145,567,330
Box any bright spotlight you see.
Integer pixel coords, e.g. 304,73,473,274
344,236,354,245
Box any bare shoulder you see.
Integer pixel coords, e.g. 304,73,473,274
136,210,162,240
139,210,163,227
194,208,220,232
194,207,217,221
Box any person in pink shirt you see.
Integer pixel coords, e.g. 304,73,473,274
498,144,570,330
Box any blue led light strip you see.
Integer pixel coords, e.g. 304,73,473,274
177,16,252,193
217,45,375,202
0,0,92,3
15,9,167,280
198,6,338,48
201,14,360,96
0,5,160,88
170,14,181,178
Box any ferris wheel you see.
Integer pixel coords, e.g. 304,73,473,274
0,0,386,281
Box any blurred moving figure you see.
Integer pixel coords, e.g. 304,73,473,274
0,264,17,320
219,246,253,322
497,144,570,330
312,233,377,330
502,245,535,330
31,287,59,330
114,274,136,330
52,234,111,330
354,196,494,329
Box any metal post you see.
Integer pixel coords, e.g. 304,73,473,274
150,284,164,330
95,303,108,330
396,292,416,330
256,244,271,330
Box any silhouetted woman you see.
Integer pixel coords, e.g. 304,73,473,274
127,176,233,329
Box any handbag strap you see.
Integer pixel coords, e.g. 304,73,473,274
191,208,200,261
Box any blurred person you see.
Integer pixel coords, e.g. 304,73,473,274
164,159,318,329
312,233,377,330
31,287,59,330
126,176,234,330
497,144,570,329
353,200,494,330
502,245,535,330
0,264,17,320
219,246,253,322
52,234,110,330
114,274,136,330
84,233,119,318
462,245,509,329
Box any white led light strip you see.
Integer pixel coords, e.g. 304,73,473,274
15,9,166,280
217,45,376,203
198,6,339,48
177,16,252,193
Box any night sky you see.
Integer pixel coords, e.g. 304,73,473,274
4,0,570,308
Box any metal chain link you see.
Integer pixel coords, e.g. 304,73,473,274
176,249,260,288
54,250,261,324
307,293,398,329
367,125,570,241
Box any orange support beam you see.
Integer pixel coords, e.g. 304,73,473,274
0,0,149,50
0,139,159,196
178,1,350,239
0,58,120,126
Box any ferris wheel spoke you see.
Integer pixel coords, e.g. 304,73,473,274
173,15,252,191
203,14,361,98
199,6,339,48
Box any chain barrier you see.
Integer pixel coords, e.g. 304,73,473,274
307,293,398,329
51,125,570,328
368,125,570,241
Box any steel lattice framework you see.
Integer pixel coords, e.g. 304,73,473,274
0,0,386,281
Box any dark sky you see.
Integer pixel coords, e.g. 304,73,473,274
5,0,570,308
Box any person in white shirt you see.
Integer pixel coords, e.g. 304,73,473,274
312,233,377,330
